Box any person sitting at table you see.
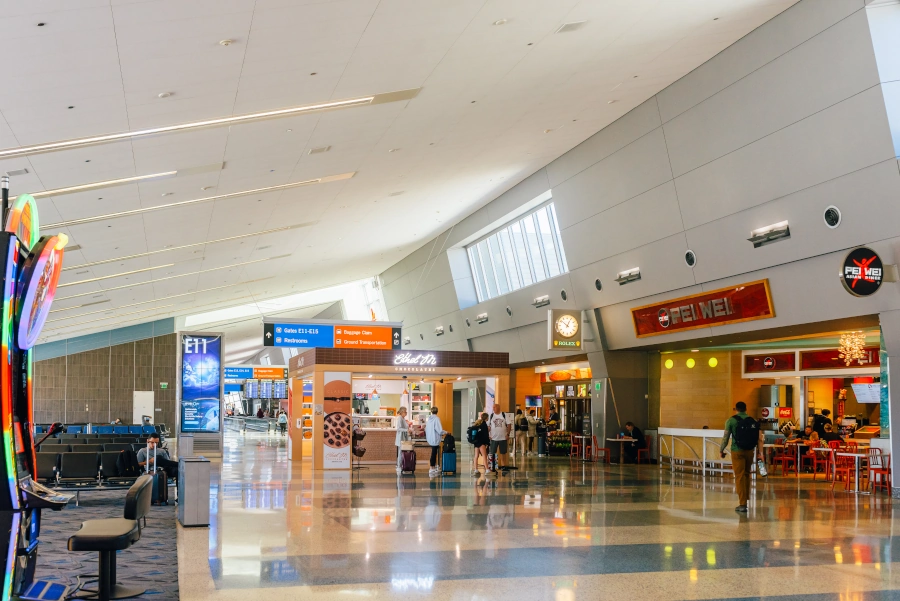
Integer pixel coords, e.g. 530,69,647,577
623,422,645,464
820,423,844,443
788,425,818,443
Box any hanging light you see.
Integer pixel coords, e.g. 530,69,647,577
838,331,867,366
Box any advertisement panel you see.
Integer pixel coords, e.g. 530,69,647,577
322,372,351,469
181,335,222,433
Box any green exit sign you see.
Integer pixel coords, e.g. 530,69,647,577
595,382,601,391
159,382,168,389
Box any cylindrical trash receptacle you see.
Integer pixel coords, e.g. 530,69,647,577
178,456,211,527
178,434,193,458
537,434,548,457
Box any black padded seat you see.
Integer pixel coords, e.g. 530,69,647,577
68,475,153,601
58,452,99,485
102,444,132,453
35,452,59,483
99,452,137,486
80,444,104,453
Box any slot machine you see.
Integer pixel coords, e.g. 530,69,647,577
0,179,72,601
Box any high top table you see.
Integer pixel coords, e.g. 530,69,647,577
607,437,636,465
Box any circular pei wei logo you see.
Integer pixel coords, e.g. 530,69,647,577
763,356,775,370
658,308,670,328
841,247,883,297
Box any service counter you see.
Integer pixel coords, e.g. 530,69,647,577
354,416,430,465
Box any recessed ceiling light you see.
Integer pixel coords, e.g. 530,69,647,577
310,72,317,76
388,148,400,153
0,90,419,159
607,100,617,104
543,129,553,134
309,146,331,155
158,92,173,98
492,18,508,25
84,159,91,162
200,186,214,191
219,39,234,46
161,192,172,196
44,174,353,229
389,191,404,197
59,263,175,288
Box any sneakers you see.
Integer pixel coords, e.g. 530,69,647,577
396,466,402,474
429,467,440,477
471,470,480,477
735,505,748,513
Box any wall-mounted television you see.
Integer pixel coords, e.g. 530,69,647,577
524,395,542,407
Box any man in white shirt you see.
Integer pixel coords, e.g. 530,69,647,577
488,403,511,474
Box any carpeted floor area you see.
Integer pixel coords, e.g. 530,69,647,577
33,489,179,600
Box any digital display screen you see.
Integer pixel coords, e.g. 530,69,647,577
259,380,273,399
181,335,222,433
245,380,259,398
851,383,881,404
273,380,288,399
525,396,541,407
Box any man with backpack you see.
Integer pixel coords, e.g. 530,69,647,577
719,401,764,513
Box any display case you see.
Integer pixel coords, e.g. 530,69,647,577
409,383,432,419
852,425,881,439
352,415,397,430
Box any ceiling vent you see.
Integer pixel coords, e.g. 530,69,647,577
555,21,587,33
65,244,82,252
257,245,272,251
748,221,790,248
6,168,29,177
309,146,331,155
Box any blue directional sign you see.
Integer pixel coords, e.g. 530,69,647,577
264,323,335,347
224,367,253,379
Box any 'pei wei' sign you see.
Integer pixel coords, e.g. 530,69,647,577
631,279,775,338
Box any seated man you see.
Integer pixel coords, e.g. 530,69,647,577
821,423,844,443
623,422,645,464
137,433,178,481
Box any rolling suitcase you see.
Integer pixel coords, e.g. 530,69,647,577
400,449,417,474
487,453,497,473
441,451,456,475
149,447,169,505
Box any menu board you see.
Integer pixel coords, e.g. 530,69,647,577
259,380,273,399
273,380,288,399
851,383,881,404
245,379,259,399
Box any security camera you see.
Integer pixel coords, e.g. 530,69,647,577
402,375,408,379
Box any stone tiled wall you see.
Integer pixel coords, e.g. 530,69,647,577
33,333,177,427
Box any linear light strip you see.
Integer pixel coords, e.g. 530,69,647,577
43,174,352,229
14,171,177,201
57,255,288,300
0,96,375,159
50,277,273,313
43,293,259,335
58,263,175,288
62,222,315,271
47,291,256,323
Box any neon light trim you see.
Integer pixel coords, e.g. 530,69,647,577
2,512,20,600
16,236,65,350
3,194,40,251
2,237,19,510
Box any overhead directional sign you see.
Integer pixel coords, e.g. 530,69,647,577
264,321,402,349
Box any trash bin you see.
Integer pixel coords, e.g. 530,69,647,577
178,434,193,458
178,456,211,527
537,434,548,457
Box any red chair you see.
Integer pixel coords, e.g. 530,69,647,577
637,435,652,464
592,436,610,464
772,439,786,466
779,443,798,476
811,441,832,481
868,450,891,493
570,434,582,459
833,447,858,491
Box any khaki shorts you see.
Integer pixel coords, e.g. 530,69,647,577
489,440,508,454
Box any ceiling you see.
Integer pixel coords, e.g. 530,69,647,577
4,0,798,351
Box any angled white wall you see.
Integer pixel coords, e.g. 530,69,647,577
382,0,900,357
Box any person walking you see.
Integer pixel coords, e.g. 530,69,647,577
719,401,763,513
395,406,409,474
526,410,538,456
277,411,288,436
425,407,447,477
514,409,528,456
469,413,490,476
488,403,511,476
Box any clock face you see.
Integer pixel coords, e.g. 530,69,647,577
555,315,578,338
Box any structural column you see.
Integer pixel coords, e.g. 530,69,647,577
879,310,900,497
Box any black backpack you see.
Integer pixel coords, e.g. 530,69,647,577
115,449,140,478
466,425,479,445
733,416,760,450
443,433,456,453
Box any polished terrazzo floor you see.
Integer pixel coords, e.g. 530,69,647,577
177,431,900,600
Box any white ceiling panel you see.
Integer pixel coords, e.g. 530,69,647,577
3,0,798,350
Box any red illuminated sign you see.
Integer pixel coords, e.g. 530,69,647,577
631,280,775,338
778,407,792,419
800,347,880,370
745,353,795,374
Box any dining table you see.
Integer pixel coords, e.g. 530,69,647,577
606,437,636,465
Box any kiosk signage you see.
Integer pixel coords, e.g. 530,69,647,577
180,335,223,433
263,319,402,349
